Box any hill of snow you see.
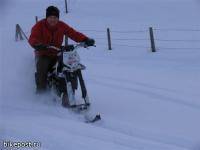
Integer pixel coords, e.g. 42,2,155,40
1,0,200,150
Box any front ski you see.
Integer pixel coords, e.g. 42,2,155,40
68,104,101,123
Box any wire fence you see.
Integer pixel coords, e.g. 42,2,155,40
15,0,200,52
80,28,200,51
16,23,200,51
154,28,200,32
81,29,148,33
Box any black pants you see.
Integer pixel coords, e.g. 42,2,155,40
35,56,57,93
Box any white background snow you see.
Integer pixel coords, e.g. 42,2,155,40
1,0,200,149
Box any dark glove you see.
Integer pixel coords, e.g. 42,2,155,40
33,44,48,51
60,45,75,51
84,38,95,47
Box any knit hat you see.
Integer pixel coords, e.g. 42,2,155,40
46,6,60,18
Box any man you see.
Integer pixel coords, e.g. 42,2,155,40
29,6,95,93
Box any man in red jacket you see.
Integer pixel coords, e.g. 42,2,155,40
29,6,95,93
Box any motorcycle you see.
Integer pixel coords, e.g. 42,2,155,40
35,43,101,122
46,43,93,110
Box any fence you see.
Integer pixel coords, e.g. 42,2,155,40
15,0,200,52
79,27,200,52
15,16,200,52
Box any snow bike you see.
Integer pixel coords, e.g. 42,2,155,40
45,43,101,122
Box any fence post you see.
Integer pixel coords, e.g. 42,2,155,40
64,0,68,14
64,35,68,46
35,16,38,23
107,28,112,50
19,25,28,41
149,27,156,52
15,24,28,41
15,24,24,41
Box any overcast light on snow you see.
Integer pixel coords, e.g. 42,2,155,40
1,0,200,150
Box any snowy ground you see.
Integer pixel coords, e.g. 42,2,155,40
1,0,200,150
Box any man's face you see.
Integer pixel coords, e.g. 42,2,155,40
47,16,59,27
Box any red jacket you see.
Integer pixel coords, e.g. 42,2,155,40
29,19,88,56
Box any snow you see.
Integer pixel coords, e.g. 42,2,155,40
1,0,200,150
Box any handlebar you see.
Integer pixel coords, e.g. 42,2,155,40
48,42,95,52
